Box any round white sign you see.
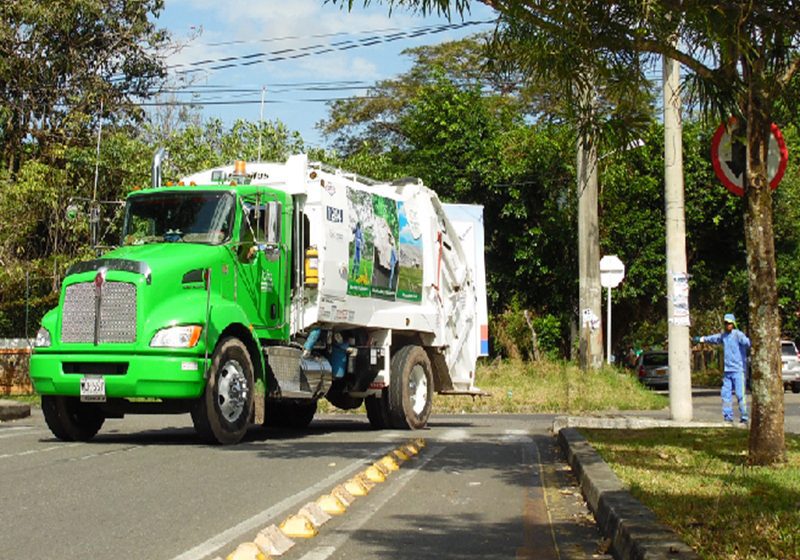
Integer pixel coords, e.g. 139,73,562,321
600,255,625,288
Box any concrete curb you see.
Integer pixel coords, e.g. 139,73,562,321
555,418,703,560
0,399,31,421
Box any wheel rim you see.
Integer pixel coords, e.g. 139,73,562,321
217,359,249,422
408,364,428,416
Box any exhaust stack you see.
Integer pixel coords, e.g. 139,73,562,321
151,148,167,188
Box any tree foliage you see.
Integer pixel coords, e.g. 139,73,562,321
0,0,170,173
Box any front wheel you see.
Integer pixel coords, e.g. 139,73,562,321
192,337,254,444
387,345,433,430
41,395,105,441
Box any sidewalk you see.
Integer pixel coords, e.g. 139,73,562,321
0,399,31,421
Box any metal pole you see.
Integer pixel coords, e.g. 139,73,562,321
24,270,30,341
257,86,266,163
607,287,612,364
664,52,693,421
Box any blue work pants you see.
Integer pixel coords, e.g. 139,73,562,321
721,370,748,422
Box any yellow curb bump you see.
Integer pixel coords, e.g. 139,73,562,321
316,493,347,515
357,473,376,490
344,476,369,496
298,501,332,528
279,514,318,539
332,484,356,506
403,443,419,456
255,525,295,556
379,455,400,472
392,448,409,462
415,438,426,449
372,461,390,476
226,542,269,560
363,465,386,483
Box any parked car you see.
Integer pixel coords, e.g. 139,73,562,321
635,350,669,389
781,339,800,391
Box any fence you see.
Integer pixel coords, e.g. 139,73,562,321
0,339,33,395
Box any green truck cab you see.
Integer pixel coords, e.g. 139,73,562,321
32,172,295,444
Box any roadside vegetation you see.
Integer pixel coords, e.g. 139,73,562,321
582,427,800,560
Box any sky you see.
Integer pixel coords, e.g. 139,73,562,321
154,0,497,148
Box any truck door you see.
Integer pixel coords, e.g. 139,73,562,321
238,195,284,330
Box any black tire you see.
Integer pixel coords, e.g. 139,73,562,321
41,395,105,441
387,345,433,430
191,337,254,444
365,389,391,429
263,400,317,429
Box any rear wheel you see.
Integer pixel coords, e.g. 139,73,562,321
387,345,433,430
191,337,254,444
41,395,105,441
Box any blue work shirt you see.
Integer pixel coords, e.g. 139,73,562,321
702,329,751,373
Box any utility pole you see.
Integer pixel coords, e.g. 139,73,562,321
663,53,693,421
577,87,604,370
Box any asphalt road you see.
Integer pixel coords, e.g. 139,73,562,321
2,389,798,560
0,409,610,560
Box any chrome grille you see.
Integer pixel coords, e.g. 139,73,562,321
61,282,137,343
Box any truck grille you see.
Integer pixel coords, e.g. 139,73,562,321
61,282,137,343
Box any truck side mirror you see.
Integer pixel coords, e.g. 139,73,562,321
266,201,281,246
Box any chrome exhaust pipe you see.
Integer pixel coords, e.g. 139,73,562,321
151,147,167,188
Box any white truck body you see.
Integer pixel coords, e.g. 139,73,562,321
182,154,488,394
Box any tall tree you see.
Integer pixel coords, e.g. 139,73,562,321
332,0,799,465
0,0,169,172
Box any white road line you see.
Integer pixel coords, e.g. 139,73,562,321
438,428,470,442
169,443,400,560
0,442,81,459
0,426,44,439
297,445,444,560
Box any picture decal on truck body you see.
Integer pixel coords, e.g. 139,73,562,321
345,188,423,302
347,188,375,297
395,200,423,302
371,194,400,300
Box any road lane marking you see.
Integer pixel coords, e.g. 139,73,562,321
0,442,81,459
169,443,401,560
297,445,444,560
438,428,470,442
0,426,45,439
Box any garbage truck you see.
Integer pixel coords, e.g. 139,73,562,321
30,153,488,444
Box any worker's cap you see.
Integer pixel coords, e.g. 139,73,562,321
723,313,737,324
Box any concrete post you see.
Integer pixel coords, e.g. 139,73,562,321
663,54,693,421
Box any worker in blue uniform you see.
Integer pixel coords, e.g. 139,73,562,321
693,313,751,424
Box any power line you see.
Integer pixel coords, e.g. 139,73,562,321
166,20,494,74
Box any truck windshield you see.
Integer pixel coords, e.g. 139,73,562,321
122,191,235,246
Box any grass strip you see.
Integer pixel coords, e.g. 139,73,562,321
581,427,800,560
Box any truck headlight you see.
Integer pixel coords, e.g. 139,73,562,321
150,325,203,348
34,327,51,348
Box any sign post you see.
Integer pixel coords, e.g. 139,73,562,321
599,255,625,365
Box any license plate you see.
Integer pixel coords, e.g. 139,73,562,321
80,376,106,402
656,368,668,376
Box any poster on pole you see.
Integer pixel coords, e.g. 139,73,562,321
669,272,691,326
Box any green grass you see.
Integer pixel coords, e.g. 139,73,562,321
316,358,667,414
581,428,800,560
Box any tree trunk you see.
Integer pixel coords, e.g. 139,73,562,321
744,102,786,465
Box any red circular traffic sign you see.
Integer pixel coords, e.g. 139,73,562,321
711,117,788,197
